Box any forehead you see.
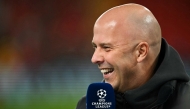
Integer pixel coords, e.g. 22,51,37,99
92,21,129,45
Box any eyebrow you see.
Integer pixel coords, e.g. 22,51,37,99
92,42,112,46
100,43,112,47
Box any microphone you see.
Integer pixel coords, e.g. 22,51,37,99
86,83,115,109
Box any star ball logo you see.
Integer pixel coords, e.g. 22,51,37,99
91,89,112,108
97,89,107,99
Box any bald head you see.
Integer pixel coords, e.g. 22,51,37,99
94,3,161,59
92,4,162,91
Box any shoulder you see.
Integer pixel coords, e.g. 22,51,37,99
175,81,190,100
179,80,190,88
76,96,86,109
165,81,190,109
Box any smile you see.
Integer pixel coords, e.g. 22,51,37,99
100,68,114,75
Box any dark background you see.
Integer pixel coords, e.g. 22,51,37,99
0,0,189,109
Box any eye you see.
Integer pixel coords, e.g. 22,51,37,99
92,45,97,49
103,46,111,51
103,46,109,49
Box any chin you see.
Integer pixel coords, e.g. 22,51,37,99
105,81,116,90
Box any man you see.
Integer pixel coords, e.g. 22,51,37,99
76,3,190,109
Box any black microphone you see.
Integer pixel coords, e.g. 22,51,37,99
86,83,115,109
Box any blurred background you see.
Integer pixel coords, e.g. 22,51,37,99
0,0,189,109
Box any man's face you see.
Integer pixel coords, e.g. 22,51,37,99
91,21,137,92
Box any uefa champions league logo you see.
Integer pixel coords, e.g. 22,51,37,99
97,89,107,99
91,89,112,108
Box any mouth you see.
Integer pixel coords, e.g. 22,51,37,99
100,68,114,75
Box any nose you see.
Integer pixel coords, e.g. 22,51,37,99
91,48,104,64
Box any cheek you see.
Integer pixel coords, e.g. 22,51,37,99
121,51,137,66
104,52,118,63
115,52,137,77
104,51,128,71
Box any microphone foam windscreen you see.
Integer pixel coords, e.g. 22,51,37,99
86,83,115,109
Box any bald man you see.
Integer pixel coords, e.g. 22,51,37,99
76,3,190,109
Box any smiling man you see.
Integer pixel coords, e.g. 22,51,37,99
76,3,190,109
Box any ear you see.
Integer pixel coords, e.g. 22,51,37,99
136,42,149,62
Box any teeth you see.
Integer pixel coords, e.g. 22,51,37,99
100,69,113,74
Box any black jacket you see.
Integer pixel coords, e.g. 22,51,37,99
76,38,190,109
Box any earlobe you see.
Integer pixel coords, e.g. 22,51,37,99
137,42,149,62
